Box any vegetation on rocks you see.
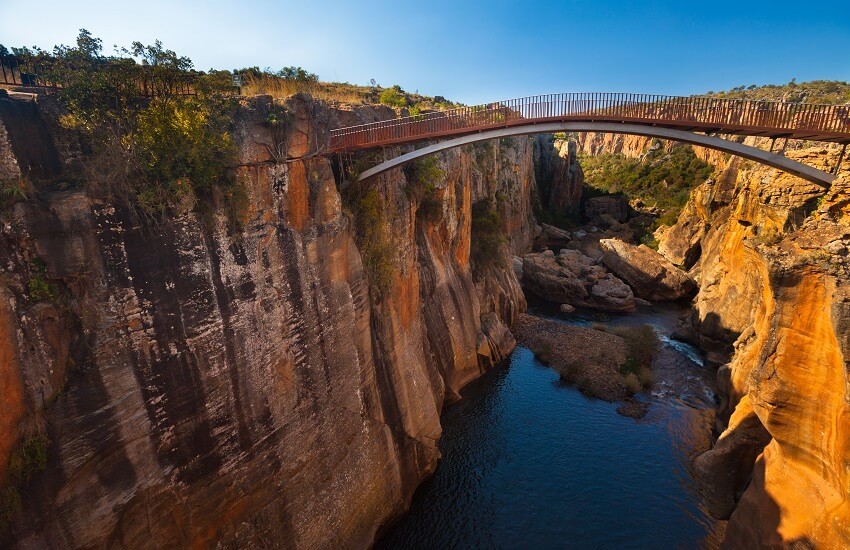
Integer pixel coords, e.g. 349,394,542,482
1,434,51,532
0,177,31,211
610,324,660,393
342,182,395,300
704,79,850,104
403,157,443,223
580,140,713,226
8,31,243,224
470,200,506,270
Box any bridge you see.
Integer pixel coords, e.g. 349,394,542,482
329,93,850,185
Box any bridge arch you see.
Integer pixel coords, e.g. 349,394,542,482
355,122,836,186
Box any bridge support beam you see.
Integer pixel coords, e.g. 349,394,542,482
357,122,836,187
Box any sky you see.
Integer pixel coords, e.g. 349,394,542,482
1,0,848,105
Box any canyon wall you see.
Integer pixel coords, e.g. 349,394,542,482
0,93,534,548
659,147,850,547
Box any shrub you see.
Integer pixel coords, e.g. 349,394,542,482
556,360,582,382
379,85,409,108
27,261,58,304
470,200,506,269
403,157,443,201
612,325,660,369
0,487,21,533
345,185,395,299
133,97,237,215
641,233,660,250
613,325,660,392
623,373,642,394
0,178,32,210
577,378,604,399
1,433,51,533
417,194,443,223
19,31,243,224
7,435,50,484
530,341,554,364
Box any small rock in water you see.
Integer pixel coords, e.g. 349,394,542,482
559,303,576,313
616,398,649,419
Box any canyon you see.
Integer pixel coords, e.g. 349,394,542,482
0,89,848,549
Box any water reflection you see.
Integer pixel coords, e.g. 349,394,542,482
377,303,725,549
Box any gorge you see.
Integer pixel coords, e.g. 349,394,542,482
0,65,849,549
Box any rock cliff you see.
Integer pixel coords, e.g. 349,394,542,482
660,146,850,547
0,93,534,548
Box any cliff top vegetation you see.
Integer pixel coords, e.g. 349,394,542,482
703,79,850,104
2,30,243,224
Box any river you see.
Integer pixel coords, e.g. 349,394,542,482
376,301,725,549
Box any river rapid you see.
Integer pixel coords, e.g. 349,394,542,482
376,301,725,549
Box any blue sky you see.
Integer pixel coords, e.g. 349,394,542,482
1,0,848,104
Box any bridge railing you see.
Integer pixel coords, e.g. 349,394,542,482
329,92,850,151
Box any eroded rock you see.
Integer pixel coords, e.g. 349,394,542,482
522,249,635,312
599,238,697,301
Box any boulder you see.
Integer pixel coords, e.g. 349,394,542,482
599,238,697,301
535,223,572,250
585,195,630,223
522,249,635,312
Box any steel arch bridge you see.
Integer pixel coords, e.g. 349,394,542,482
328,93,850,185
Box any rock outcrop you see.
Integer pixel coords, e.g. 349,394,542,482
533,135,584,216
0,94,534,548
599,238,697,301
659,145,850,547
522,249,635,312
584,195,631,224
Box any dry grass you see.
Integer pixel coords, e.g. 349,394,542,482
240,74,461,109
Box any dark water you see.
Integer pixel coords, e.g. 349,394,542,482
376,303,724,549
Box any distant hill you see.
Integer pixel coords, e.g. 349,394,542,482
703,80,850,105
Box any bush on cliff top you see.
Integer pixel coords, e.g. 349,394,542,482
704,79,850,104
11,30,243,225
379,85,410,108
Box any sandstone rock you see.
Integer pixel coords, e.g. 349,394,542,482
538,223,572,249
0,94,534,549
512,255,524,281
693,395,771,520
559,303,575,314
522,249,635,312
533,135,584,214
681,152,850,547
599,238,697,301
585,195,630,223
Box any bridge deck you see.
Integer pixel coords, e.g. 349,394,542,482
329,93,850,152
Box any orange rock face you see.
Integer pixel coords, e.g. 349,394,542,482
662,145,850,547
0,289,25,481
0,94,534,548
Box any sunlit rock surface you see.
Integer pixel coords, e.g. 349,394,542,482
0,94,533,548
661,148,850,547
